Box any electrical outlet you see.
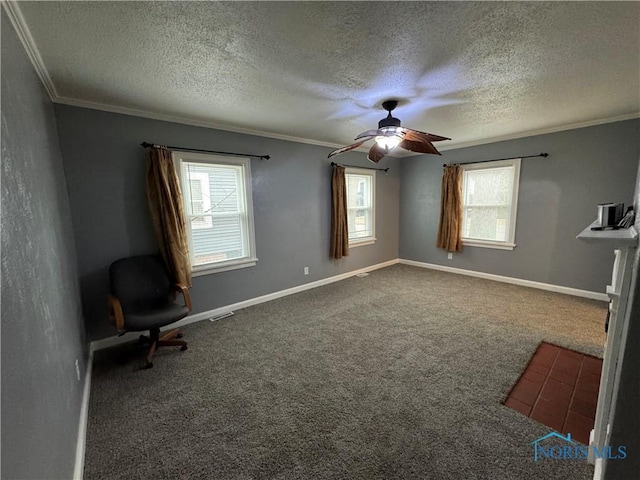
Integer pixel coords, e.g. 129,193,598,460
75,359,81,381
447,253,453,260
304,266,309,275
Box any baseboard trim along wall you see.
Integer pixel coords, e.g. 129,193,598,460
91,258,400,351
398,259,609,302
91,256,608,352
73,345,94,480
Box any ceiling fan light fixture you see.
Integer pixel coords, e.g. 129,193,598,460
375,134,402,150
327,99,450,162
375,126,403,150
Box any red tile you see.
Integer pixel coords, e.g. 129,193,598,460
566,410,595,431
559,349,583,360
531,353,556,368
582,356,603,373
504,397,532,416
549,368,577,386
531,405,565,431
578,369,601,386
528,362,551,376
538,343,561,355
522,369,546,384
510,378,543,406
563,423,591,445
504,344,602,437
570,398,597,419
554,358,581,376
574,383,599,403
540,379,573,405
576,379,600,401
535,392,571,414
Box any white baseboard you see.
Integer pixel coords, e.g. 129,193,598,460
73,344,94,480
398,259,608,302
91,258,399,351
91,256,607,352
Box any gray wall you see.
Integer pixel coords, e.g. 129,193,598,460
54,105,400,340
605,156,640,479
400,120,640,293
1,12,87,480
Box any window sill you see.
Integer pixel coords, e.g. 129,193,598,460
462,240,516,251
192,258,258,277
349,238,376,248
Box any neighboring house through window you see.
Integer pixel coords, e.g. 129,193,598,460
461,158,521,250
186,172,213,230
173,151,257,275
345,167,375,246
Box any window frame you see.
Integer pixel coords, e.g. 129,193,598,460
344,167,376,247
172,151,258,276
460,158,521,251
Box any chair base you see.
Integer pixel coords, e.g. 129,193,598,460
139,327,187,369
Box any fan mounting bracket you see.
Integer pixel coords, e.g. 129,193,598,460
381,100,399,113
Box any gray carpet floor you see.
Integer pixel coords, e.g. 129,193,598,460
85,264,606,479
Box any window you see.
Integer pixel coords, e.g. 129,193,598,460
461,158,521,250
345,168,375,246
173,152,257,275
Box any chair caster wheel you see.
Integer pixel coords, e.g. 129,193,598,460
144,362,153,369
180,345,188,351
176,333,183,339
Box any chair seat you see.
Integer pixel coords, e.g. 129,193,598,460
124,303,189,331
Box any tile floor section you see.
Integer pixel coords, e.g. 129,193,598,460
503,342,603,445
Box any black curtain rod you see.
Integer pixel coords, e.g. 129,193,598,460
141,142,270,160
331,161,389,173
443,152,548,167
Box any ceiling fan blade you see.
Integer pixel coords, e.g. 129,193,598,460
355,130,385,140
402,127,450,143
367,143,388,164
399,139,442,156
327,139,372,158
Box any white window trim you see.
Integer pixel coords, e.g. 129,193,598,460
345,167,376,247
172,151,258,275
460,158,521,251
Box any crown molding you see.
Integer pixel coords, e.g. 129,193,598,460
438,112,640,152
56,95,640,155
2,0,58,101
53,96,345,151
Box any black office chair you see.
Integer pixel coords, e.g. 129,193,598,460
107,255,191,369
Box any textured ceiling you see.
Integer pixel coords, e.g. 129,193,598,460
13,1,640,152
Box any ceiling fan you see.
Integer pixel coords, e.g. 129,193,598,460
327,100,450,164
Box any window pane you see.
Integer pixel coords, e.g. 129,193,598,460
346,174,370,209
190,214,245,265
464,167,513,206
461,162,519,244
180,160,250,267
345,172,374,242
348,207,372,238
463,206,509,241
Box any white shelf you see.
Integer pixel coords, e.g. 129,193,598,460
576,221,638,247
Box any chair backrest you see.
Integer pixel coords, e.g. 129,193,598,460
109,255,172,311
